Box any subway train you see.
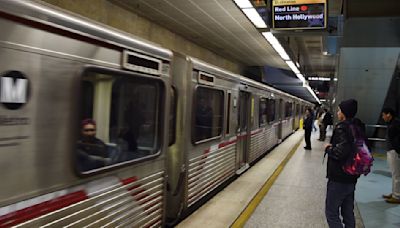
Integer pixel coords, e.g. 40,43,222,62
0,1,312,227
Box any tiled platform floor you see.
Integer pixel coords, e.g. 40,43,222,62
177,128,400,228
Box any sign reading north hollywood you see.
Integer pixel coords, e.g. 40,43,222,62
272,0,327,30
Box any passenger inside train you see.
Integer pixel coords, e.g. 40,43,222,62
76,118,110,172
120,98,145,153
194,87,223,142
195,97,213,141
78,70,163,173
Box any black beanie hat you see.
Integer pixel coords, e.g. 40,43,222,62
339,99,358,118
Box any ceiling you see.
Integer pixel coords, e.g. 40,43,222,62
109,0,398,103
113,0,287,68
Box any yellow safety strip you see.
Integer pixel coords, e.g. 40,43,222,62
231,137,303,228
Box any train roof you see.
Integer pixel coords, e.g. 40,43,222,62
190,57,312,104
0,1,311,105
0,0,172,61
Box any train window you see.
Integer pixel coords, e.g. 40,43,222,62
259,98,267,126
284,102,287,117
267,99,276,122
78,69,164,174
290,103,293,116
169,87,177,146
285,102,293,117
226,92,231,135
193,87,224,143
296,104,300,116
81,81,94,119
289,103,293,116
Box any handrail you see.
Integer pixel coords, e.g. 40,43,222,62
365,124,387,142
365,124,387,128
367,138,386,142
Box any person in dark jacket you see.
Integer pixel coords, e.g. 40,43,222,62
381,107,400,203
320,108,333,141
77,118,110,172
304,108,314,150
324,99,363,228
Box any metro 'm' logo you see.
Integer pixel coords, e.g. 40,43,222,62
0,71,30,110
1,77,28,103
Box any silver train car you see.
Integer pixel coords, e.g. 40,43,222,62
0,1,312,227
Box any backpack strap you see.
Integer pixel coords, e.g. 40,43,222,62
323,150,328,164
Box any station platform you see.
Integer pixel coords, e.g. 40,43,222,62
176,129,400,228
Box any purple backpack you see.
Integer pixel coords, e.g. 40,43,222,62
342,124,374,176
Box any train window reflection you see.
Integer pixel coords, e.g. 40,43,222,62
193,87,224,143
259,98,267,126
78,70,162,173
267,99,276,123
226,92,231,135
81,81,94,118
285,102,293,118
169,87,177,146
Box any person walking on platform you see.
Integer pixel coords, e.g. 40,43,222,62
324,99,364,228
304,108,313,150
318,109,326,141
320,108,333,141
324,109,334,130
381,107,400,204
313,108,318,131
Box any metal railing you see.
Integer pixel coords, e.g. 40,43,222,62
365,124,387,153
365,124,387,142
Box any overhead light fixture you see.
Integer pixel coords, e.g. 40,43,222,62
262,32,289,60
235,2,318,105
242,8,267,28
233,0,253,8
334,78,338,81
285,60,300,74
304,85,320,104
322,51,329,55
296,73,306,83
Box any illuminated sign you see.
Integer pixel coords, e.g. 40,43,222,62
272,0,327,30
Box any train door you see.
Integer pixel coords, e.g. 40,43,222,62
236,91,251,174
277,98,284,142
293,103,297,130
295,103,301,129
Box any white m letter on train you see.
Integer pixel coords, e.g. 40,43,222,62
1,77,28,103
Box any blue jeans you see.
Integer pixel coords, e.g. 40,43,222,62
325,180,356,228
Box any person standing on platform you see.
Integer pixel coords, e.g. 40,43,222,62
381,107,400,204
304,108,313,150
319,109,326,141
324,99,364,228
313,107,318,132
324,109,334,130
320,108,332,141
